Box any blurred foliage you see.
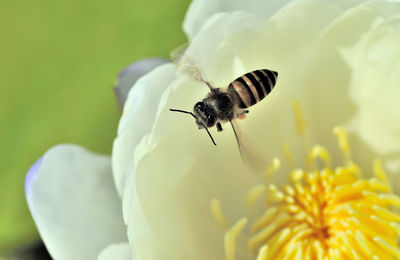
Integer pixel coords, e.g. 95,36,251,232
0,0,189,254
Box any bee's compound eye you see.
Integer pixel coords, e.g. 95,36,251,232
194,102,205,112
194,102,216,128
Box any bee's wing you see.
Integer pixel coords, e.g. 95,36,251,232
170,45,216,91
230,119,266,174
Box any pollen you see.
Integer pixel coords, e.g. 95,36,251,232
212,102,400,260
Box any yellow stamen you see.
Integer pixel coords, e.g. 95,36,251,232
369,178,390,192
292,100,306,135
252,152,399,260
264,158,280,180
390,222,400,234
251,207,278,233
307,145,331,169
345,161,361,177
255,245,268,260
224,218,248,260
248,213,291,251
210,198,227,230
238,141,398,259
355,230,374,257
373,159,389,183
283,142,294,165
290,168,304,182
265,227,291,258
247,185,267,208
374,205,400,222
333,127,351,162
373,237,400,259
266,184,285,203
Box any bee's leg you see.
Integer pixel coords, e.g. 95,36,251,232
216,122,223,132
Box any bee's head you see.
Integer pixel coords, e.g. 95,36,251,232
169,106,217,146
193,101,216,128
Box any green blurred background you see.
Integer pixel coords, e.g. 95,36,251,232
0,0,189,256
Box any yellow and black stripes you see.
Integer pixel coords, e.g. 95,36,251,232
228,69,278,108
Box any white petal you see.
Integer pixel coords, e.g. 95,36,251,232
183,0,367,40
125,140,256,260
342,16,400,172
184,11,264,72
362,0,400,21
26,144,126,260
183,0,289,40
112,64,176,197
114,58,169,108
97,242,132,260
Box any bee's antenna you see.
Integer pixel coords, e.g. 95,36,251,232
169,108,217,146
200,123,217,146
169,108,196,119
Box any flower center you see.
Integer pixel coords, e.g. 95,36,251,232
247,155,399,259
211,101,400,259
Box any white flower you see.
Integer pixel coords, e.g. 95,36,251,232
26,0,400,259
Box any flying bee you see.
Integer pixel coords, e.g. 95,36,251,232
169,54,278,151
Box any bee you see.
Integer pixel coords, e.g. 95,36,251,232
169,55,278,151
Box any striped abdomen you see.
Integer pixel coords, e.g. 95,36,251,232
227,69,278,109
